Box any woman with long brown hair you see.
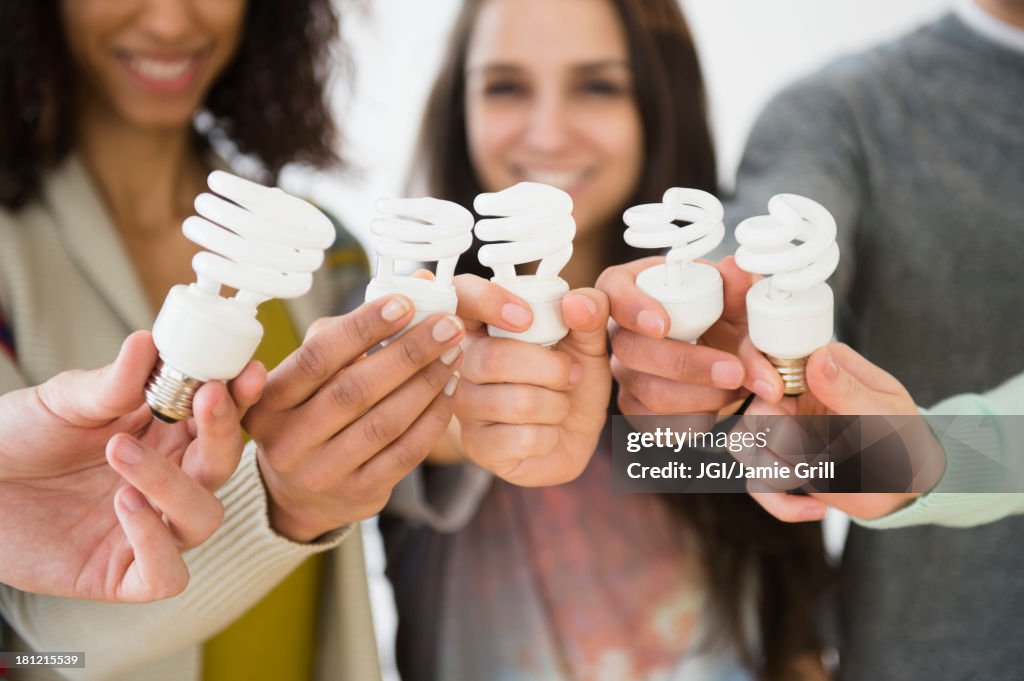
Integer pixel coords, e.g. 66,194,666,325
382,1,831,679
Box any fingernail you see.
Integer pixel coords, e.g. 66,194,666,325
501,303,533,329
381,297,412,322
568,363,583,387
711,361,743,389
440,344,462,366
636,309,665,337
212,390,229,418
444,372,460,397
802,504,827,521
433,315,464,343
823,352,839,381
753,379,776,401
114,437,143,465
573,293,598,316
119,487,144,513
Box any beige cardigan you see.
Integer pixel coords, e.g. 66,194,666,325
0,157,382,681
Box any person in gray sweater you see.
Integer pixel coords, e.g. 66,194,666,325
602,1,1024,678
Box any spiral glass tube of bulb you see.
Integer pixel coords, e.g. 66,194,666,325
622,187,726,342
474,182,576,347
364,197,474,337
146,171,336,422
734,194,840,395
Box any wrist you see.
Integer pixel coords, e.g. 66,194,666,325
255,455,337,543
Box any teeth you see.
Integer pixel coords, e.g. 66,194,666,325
129,56,192,81
521,168,588,190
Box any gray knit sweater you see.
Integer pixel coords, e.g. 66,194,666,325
727,13,1024,681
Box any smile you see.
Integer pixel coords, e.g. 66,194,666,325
117,50,208,94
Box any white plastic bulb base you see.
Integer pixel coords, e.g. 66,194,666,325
746,278,833,396
146,284,263,422
364,276,458,343
487,275,570,347
636,262,723,343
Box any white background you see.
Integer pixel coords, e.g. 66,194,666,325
287,1,954,677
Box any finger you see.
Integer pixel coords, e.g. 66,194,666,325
38,331,157,427
261,295,415,410
611,356,738,414
113,486,191,602
460,335,575,389
296,313,464,444
806,344,912,415
456,382,571,426
595,257,670,337
453,274,533,333
298,360,458,484
559,288,610,359
611,326,744,390
718,255,755,326
742,395,789,417
354,384,458,493
186,380,249,489
107,434,225,548
738,335,785,403
617,386,657,417
227,360,268,419
748,485,827,523
461,421,560,475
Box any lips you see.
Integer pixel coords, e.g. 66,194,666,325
117,50,208,94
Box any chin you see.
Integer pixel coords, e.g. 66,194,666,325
120,102,200,132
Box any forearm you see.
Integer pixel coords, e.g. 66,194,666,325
0,443,351,680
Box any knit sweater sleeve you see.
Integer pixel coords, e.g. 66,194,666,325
0,443,351,681
855,373,1024,529
722,60,868,306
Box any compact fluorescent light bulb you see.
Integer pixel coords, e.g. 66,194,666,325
474,182,576,347
622,187,725,342
734,194,840,395
364,197,474,335
146,171,335,422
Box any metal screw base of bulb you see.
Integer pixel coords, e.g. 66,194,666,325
767,355,808,396
145,359,202,422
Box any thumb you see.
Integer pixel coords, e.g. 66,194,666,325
559,288,610,360
39,331,158,426
595,257,669,337
805,343,909,415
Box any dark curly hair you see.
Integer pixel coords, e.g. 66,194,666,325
0,0,345,210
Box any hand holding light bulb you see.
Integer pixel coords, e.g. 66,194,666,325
147,171,335,422
0,331,265,601
622,187,725,342
474,182,576,347
734,194,840,395
445,274,613,486
242,293,466,542
364,197,474,336
731,342,944,523
597,254,753,416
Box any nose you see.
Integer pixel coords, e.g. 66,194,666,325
523,93,572,153
136,0,195,44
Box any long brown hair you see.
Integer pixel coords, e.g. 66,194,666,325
411,1,830,678
0,0,345,210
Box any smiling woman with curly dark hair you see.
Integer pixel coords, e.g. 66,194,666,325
0,2,393,681
0,0,343,210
